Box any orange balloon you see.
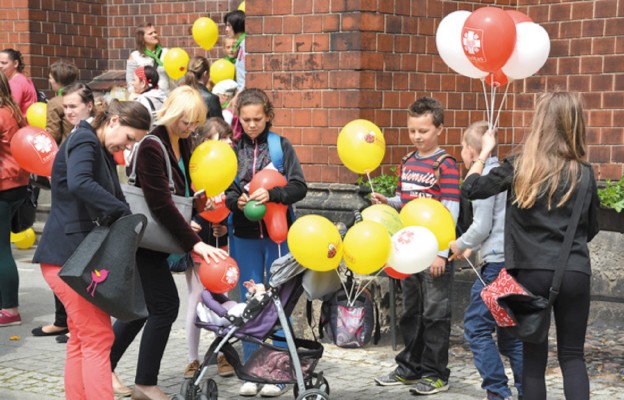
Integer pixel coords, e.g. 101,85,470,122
198,193,230,223
249,169,287,193
199,256,239,294
10,126,58,176
249,170,289,244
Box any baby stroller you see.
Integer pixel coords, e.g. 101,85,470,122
173,254,330,400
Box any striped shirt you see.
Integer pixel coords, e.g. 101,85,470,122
397,149,460,206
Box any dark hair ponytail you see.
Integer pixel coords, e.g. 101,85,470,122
1,48,25,73
92,99,151,132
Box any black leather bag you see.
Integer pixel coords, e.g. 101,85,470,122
10,182,39,233
59,214,149,322
496,168,589,344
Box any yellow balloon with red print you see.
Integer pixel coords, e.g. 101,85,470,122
399,197,455,251
337,119,385,174
342,220,391,275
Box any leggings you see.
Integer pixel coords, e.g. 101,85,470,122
514,269,590,400
0,194,25,309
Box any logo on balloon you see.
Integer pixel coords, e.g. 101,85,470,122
327,243,337,259
396,229,414,245
33,133,56,162
223,265,239,286
463,30,482,57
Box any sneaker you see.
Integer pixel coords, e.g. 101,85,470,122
409,377,449,395
484,391,512,400
374,369,420,386
183,360,200,378
217,354,235,377
0,310,21,327
239,381,259,397
259,383,288,397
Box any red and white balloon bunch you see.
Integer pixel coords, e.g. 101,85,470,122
436,7,550,127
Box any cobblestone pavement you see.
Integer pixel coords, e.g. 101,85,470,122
1,246,623,399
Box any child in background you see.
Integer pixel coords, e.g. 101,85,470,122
371,97,460,395
224,37,239,64
46,60,79,144
132,65,166,127
183,118,235,379
211,79,242,141
225,88,307,397
449,121,523,400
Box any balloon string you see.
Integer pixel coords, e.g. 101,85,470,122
277,243,282,259
490,81,496,129
366,171,376,195
463,256,486,287
493,82,511,130
335,267,352,305
481,79,492,128
350,268,385,307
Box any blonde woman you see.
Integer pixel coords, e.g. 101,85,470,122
461,92,600,400
109,86,228,400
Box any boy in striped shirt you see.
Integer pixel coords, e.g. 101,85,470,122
372,97,460,395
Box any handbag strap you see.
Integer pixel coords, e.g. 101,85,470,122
127,135,175,194
549,166,589,304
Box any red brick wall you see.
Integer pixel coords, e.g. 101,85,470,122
1,0,622,181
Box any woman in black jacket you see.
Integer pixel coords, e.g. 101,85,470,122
461,91,599,400
181,56,223,120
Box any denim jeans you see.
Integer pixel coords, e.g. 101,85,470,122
395,262,454,381
464,262,523,398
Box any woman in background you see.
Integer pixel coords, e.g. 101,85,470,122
181,56,223,120
0,48,37,116
126,23,172,97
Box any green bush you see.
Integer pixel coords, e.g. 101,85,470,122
598,176,624,213
357,167,399,198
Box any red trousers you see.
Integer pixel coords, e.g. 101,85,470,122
41,264,114,400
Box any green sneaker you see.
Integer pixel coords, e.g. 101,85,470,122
374,370,420,386
409,377,449,395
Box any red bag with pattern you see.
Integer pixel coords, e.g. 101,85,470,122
480,268,529,327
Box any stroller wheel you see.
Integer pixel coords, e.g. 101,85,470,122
295,388,330,400
201,378,218,400
181,378,200,400
293,373,330,398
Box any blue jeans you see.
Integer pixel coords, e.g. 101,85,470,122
395,262,454,381
230,235,289,362
464,262,523,398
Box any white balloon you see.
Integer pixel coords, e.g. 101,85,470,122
387,226,439,275
436,11,488,79
502,22,550,80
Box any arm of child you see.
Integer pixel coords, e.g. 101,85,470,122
454,196,495,252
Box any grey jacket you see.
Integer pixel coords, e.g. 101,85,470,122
456,157,505,264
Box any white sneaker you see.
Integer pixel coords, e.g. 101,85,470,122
259,383,288,397
239,381,259,396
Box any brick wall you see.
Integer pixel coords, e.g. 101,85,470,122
1,0,622,181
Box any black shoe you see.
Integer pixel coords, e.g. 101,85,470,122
31,326,69,337
56,334,69,344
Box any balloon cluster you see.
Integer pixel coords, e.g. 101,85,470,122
436,7,550,84
288,198,455,280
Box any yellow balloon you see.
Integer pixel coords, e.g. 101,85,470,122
238,1,245,12
13,228,36,250
189,140,237,196
337,119,385,174
361,204,403,236
343,221,391,275
287,215,343,272
399,198,456,250
163,48,190,81
26,102,47,129
210,58,236,85
192,17,219,51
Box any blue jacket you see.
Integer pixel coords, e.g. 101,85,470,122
33,121,131,266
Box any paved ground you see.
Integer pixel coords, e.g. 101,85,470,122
1,245,623,399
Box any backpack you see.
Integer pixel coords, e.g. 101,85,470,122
36,89,47,104
307,275,381,349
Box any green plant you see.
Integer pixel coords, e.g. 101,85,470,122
357,167,399,197
598,176,624,213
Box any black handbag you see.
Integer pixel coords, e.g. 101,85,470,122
59,214,149,322
496,168,589,344
10,180,39,234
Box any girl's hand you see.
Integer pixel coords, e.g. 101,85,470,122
190,220,202,233
429,256,447,278
237,193,250,210
204,197,216,211
193,241,228,264
249,188,270,205
371,192,388,205
212,224,227,237
481,129,497,158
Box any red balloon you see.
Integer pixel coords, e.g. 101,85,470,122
264,203,288,244
199,256,240,294
249,169,287,193
10,126,58,176
462,7,517,72
385,266,411,280
198,192,231,223
506,10,533,24
113,150,125,165
485,70,509,87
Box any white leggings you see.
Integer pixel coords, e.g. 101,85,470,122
185,265,204,362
